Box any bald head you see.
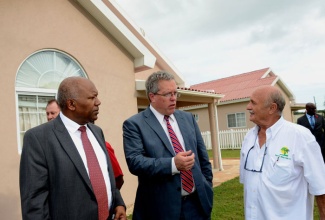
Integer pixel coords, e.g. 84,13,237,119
247,86,286,128
57,77,101,125
253,86,286,114
305,102,316,116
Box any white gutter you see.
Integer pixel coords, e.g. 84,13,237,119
76,0,156,70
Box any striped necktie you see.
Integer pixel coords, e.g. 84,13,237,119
79,126,109,220
164,115,194,193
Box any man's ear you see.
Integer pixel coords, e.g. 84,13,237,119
67,99,76,111
148,93,155,103
269,102,277,114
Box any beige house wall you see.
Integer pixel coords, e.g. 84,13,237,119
187,107,211,132
0,0,141,218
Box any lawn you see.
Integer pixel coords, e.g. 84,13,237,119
207,149,240,159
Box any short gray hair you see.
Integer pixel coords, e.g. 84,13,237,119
145,71,175,101
265,89,286,115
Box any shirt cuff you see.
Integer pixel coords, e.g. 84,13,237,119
171,157,180,175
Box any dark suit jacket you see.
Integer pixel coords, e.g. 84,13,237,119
19,116,125,220
297,114,325,148
123,108,213,220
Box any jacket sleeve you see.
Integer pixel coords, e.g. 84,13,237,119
20,130,50,220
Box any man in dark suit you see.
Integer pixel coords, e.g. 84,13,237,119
297,102,325,161
123,71,213,220
20,77,126,220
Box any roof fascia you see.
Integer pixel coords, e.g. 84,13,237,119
219,98,250,105
107,0,186,85
135,80,224,99
261,67,272,78
271,77,295,101
76,0,156,71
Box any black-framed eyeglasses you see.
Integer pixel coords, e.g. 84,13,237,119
244,140,267,173
154,92,180,98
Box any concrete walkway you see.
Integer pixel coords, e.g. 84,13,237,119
212,159,240,187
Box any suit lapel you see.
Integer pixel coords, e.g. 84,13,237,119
302,115,312,129
143,108,175,156
174,111,192,151
53,117,93,190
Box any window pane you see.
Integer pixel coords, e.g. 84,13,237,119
236,112,246,127
227,114,236,127
16,49,87,152
18,94,55,149
16,50,86,89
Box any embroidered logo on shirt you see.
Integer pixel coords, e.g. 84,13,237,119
275,146,291,160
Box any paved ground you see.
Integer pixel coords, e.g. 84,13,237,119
212,158,240,187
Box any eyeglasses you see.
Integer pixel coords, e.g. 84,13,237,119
244,138,267,173
154,92,180,98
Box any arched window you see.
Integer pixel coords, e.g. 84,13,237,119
16,49,87,153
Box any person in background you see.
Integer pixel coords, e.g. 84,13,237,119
46,99,60,121
297,102,325,162
20,76,126,220
240,86,325,219
105,141,124,190
123,71,213,220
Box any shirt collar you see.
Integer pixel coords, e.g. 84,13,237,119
149,105,176,123
59,112,87,133
253,116,285,140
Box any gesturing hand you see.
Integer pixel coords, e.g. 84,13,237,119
174,150,195,171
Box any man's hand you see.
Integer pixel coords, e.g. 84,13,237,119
174,150,195,171
114,206,126,220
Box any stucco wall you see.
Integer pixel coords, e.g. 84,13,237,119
0,0,139,218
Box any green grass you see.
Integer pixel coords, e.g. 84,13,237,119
213,177,244,219
207,149,240,159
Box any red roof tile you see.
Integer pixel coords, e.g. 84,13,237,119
190,68,278,102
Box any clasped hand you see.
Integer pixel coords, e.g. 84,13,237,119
174,150,195,171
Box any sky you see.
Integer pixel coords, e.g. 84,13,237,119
115,0,325,110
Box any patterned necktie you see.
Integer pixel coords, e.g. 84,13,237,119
164,115,194,193
310,115,315,129
79,126,109,220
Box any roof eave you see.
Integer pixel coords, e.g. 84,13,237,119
272,77,295,101
135,80,224,99
76,0,156,71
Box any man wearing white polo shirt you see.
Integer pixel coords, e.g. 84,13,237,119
240,86,325,219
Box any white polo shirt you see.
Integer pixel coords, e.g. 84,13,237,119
240,117,325,220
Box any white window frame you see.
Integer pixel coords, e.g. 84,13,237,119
15,49,87,154
227,112,246,128
16,88,57,153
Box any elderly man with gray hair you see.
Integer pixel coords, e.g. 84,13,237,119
240,85,325,219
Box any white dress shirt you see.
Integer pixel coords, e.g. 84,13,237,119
240,117,325,219
59,112,112,208
150,105,195,195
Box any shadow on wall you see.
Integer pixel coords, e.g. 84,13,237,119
0,193,21,220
